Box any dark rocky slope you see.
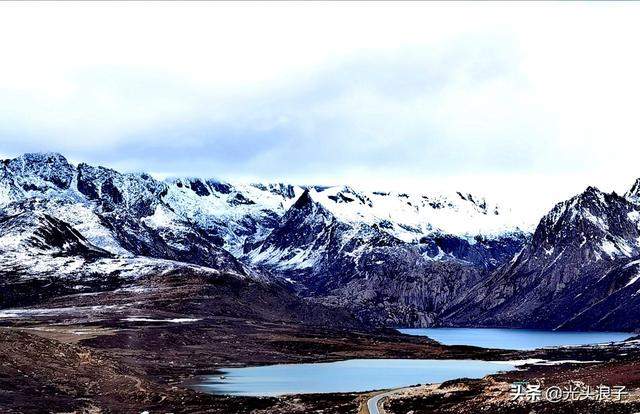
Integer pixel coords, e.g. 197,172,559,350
443,186,640,330
248,190,523,326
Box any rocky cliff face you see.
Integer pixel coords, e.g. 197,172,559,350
247,188,526,326
443,186,640,330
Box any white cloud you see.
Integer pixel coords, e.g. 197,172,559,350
1,1,640,223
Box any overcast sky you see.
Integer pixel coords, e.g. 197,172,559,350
1,1,640,222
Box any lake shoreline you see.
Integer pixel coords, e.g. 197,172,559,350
3,311,640,413
189,358,521,397
398,327,634,350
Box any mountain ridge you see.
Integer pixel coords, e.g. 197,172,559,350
442,185,640,330
0,152,529,327
12,152,640,330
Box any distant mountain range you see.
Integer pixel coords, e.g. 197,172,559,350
2,152,640,331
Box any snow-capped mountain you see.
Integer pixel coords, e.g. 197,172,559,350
0,154,359,329
443,186,640,330
296,185,524,241
244,188,527,326
163,180,528,257
9,152,640,330
246,185,528,270
0,153,244,275
161,178,303,256
0,153,526,266
0,152,529,327
0,199,233,309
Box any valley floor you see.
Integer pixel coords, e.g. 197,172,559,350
3,307,640,414
0,311,509,414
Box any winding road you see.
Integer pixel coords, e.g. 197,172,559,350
366,389,401,414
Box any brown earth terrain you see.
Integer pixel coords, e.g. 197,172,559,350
2,272,640,413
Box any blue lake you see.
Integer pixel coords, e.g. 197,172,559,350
195,359,516,396
194,328,634,396
398,327,633,350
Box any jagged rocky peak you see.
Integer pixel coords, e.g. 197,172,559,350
537,187,630,235
77,162,166,216
528,185,640,262
288,187,372,222
442,184,640,331
292,188,313,209
250,182,298,199
168,177,213,197
77,162,119,201
281,189,334,224
2,152,75,193
625,177,640,201
247,191,338,271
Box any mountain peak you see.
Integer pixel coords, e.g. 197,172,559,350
11,152,71,166
626,178,640,201
2,152,75,193
583,185,602,195
572,185,609,208
530,184,639,261
292,189,314,209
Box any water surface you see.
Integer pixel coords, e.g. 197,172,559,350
195,359,515,396
398,328,633,350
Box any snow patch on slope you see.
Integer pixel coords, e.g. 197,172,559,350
309,186,527,242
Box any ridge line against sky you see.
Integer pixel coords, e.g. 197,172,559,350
1,1,640,221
